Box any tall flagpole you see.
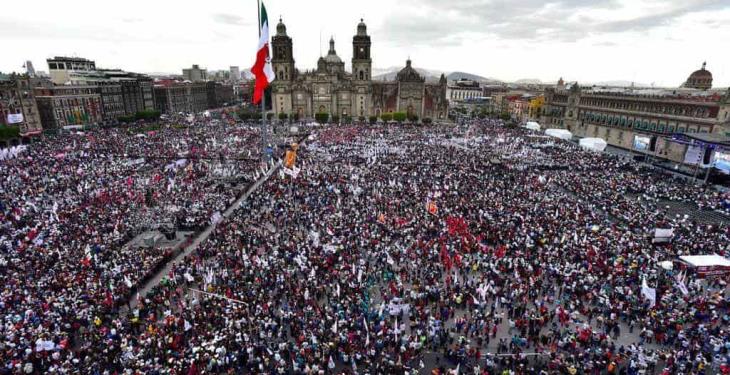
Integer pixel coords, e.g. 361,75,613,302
257,0,268,163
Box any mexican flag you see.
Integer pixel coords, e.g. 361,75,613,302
250,1,275,105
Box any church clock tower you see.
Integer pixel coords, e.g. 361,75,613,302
271,18,294,81
352,19,372,82
352,19,372,117
271,18,294,116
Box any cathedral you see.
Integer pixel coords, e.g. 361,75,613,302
270,18,448,120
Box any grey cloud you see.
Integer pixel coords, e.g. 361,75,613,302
377,0,729,46
212,13,248,26
0,17,206,44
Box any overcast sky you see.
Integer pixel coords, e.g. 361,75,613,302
1,0,728,87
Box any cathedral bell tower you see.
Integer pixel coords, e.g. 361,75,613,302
352,19,371,82
271,18,294,81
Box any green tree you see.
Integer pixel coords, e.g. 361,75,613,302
381,113,393,122
343,115,352,124
266,113,274,121
331,115,340,124
278,112,288,120
368,116,378,124
0,125,20,141
135,110,161,121
422,117,433,125
117,115,135,123
358,116,366,123
392,112,407,123
315,112,329,124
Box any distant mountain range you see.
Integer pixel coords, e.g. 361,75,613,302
513,78,542,85
372,67,502,84
590,80,651,88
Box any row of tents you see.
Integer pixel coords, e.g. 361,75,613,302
523,121,607,152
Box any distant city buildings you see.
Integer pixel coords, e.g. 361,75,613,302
182,64,208,82
446,79,483,102
230,66,241,82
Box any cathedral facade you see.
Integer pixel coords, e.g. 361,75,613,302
270,19,448,120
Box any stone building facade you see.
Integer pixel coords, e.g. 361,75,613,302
0,74,43,136
542,71,730,163
154,82,209,114
34,86,103,129
270,19,448,120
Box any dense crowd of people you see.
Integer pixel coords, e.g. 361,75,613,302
0,116,265,374
2,118,729,374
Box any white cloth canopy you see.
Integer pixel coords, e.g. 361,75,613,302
523,122,540,131
545,129,572,140
579,137,607,152
679,255,730,268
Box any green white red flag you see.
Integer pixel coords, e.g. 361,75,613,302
250,1,275,104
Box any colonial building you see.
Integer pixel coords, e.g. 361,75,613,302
153,82,209,114
47,57,156,122
446,79,482,102
542,66,730,163
270,18,447,120
47,56,96,85
207,82,234,108
0,74,43,136
34,86,103,129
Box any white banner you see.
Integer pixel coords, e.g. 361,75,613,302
7,113,24,124
654,228,674,239
641,278,656,308
684,145,703,166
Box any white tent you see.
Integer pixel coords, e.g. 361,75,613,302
523,122,540,131
579,137,608,152
545,128,572,140
679,254,730,278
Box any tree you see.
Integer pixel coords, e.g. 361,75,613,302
500,112,511,121
407,114,419,122
422,117,433,125
117,115,135,124
266,113,274,121
368,116,378,124
291,112,300,122
358,116,366,123
315,112,329,124
0,125,20,141
381,113,393,122
392,112,407,123
343,115,352,124
278,112,288,120
331,115,340,124
135,110,161,121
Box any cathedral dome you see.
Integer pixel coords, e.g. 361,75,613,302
396,59,424,82
325,37,343,64
324,54,343,64
683,62,713,90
